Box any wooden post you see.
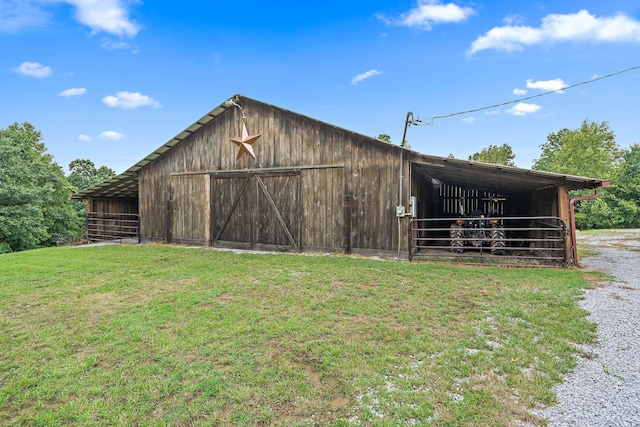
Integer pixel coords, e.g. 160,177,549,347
557,185,571,263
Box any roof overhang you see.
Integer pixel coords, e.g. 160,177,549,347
411,154,607,193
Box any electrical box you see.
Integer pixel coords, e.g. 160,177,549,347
409,196,417,217
395,206,405,217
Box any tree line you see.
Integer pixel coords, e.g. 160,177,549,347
1,120,637,253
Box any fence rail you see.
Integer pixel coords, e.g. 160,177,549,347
87,212,140,243
409,216,568,265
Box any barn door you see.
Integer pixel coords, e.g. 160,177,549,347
170,175,210,245
211,172,301,250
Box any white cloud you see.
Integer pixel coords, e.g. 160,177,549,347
470,9,640,53
64,0,140,37
484,109,501,116
351,69,384,85
378,0,475,30
513,88,527,95
462,117,475,123
12,61,52,78
76,134,92,142
102,91,160,109
59,87,87,97
98,131,124,140
506,102,542,116
0,0,139,37
526,78,567,92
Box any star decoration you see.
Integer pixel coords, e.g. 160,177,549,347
231,123,261,160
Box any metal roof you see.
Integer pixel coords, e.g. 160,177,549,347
71,102,232,199
412,154,607,193
72,95,608,199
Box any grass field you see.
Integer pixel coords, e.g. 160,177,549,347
0,244,599,426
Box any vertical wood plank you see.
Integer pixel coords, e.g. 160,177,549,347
204,174,211,246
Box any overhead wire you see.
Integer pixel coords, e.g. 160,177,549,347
411,65,640,126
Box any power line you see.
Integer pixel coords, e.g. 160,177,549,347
411,65,640,126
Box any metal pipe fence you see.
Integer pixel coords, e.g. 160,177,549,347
409,216,568,265
87,212,140,243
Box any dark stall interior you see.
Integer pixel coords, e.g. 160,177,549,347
407,156,589,263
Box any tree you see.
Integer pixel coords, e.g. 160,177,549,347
533,119,624,229
469,144,516,166
376,134,391,143
0,122,80,253
68,158,116,191
533,119,623,179
601,144,640,228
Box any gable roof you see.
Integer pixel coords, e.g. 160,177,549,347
72,94,608,199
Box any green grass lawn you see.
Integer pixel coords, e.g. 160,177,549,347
0,245,597,426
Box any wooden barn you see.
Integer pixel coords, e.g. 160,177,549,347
73,95,608,265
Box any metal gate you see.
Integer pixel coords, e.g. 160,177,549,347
409,216,568,265
87,212,140,243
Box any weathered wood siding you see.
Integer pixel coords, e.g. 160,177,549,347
138,97,406,253
170,175,208,245
530,188,562,251
345,138,404,252
88,197,138,215
211,173,301,248
301,168,345,250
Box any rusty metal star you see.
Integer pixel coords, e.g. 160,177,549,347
231,123,261,160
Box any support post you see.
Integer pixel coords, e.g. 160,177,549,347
557,185,571,264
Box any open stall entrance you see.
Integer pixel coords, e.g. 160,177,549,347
408,160,569,265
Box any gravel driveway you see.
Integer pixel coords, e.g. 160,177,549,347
539,230,640,426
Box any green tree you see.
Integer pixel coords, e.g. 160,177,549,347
602,144,640,228
68,158,116,191
0,122,80,253
533,119,623,179
469,144,516,166
533,119,624,229
376,133,391,143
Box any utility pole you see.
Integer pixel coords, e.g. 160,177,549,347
401,112,414,148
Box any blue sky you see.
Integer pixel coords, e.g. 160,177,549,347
2,0,639,174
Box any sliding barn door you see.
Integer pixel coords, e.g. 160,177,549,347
211,172,301,250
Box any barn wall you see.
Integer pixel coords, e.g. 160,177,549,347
170,175,209,245
88,197,138,214
138,160,171,242
345,138,405,253
138,97,405,253
530,188,562,251
531,188,559,217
